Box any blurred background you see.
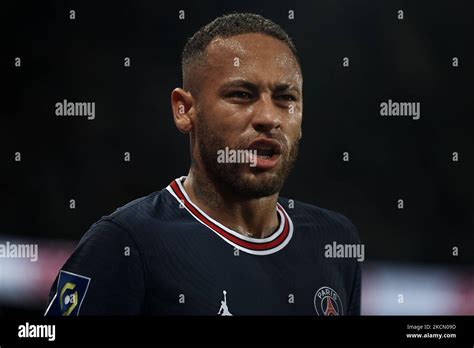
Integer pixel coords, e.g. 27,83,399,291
2,0,473,315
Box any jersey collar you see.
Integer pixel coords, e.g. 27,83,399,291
166,176,293,256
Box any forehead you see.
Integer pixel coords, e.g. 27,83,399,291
203,33,302,86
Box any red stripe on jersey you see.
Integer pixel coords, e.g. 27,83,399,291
169,179,289,251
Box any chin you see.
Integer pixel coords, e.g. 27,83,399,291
234,171,284,197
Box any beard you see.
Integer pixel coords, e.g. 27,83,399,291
194,114,299,199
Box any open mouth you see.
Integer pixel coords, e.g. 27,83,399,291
255,148,275,159
247,138,282,169
248,138,282,156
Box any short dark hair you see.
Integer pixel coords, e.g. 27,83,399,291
182,13,300,83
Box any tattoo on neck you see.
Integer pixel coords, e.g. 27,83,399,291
192,175,222,210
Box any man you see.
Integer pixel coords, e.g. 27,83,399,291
45,13,361,316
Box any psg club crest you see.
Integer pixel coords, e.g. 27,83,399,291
314,286,343,316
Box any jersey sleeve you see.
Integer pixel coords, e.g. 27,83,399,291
44,219,145,315
337,211,362,316
346,260,361,315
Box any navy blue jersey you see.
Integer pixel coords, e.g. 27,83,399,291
45,176,361,316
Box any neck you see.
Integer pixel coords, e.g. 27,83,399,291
182,169,280,239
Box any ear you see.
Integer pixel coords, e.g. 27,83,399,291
171,88,196,134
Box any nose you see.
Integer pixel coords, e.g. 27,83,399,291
251,93,282,133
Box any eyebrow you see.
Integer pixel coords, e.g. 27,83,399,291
220,79,301,95
273,83,301,95
220,80,259,94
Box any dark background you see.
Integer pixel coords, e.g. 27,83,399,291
2,0,473,312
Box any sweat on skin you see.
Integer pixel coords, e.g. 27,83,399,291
171,33,303,239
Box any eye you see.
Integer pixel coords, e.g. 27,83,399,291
275,94,296,101
227,91,253,100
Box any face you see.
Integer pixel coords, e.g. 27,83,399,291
192,33,303,198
